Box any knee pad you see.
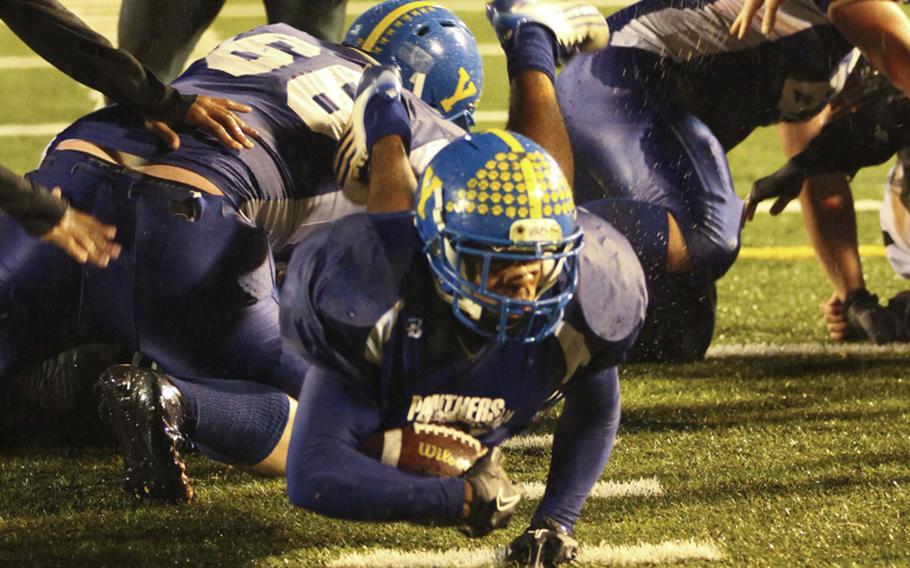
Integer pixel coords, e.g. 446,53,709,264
685,227,741,280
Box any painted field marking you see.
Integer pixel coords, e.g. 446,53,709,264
328,539,724,567
524,477,664,500
502,433,552,449
738,244,885,260
707,342,910,358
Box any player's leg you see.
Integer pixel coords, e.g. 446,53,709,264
0,150,133,379
117,0,225,84
97,365,301,501
263,0,348,42
124,178,293,384
559,48,743,280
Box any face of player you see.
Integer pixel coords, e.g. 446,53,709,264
464,256,545,304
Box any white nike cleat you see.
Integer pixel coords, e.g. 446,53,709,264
486,0,610,64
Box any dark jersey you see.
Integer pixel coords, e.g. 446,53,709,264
606,0,855,148
279,209,647,527
52,24,464,251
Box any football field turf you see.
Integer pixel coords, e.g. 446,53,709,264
1,1,909,566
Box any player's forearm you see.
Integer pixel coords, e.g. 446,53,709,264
287,440,465,521
829,0,910,99
367,135,416,213
0,0,193,123
507,71,574,183
286,365,465,523
0,163,66,236
534,366,620,531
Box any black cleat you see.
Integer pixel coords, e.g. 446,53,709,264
886,291,910,341
843,289,905,344
96,364,195,503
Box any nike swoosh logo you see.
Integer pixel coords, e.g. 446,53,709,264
495,488,521,512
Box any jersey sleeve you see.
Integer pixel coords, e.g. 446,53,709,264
1,164,66,236
532,365,620,532
0,0,193,123
286,364,466,522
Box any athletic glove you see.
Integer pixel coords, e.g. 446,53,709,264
461,447,523,537
743,160,807,223
507,516,579,567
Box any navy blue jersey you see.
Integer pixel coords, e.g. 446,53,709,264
279,210,645,528
52,24,464,250
606,0,855,147
282,209,645,443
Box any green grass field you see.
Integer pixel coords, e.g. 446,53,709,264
1,1,909,566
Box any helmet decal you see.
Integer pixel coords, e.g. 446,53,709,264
440,68,479,113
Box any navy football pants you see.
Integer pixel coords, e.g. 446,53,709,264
0,150,304,394
558,46,743,280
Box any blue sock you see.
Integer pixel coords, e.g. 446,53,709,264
171,377,290,466
584,199,669,273
365,95,412,154
505,24,557,84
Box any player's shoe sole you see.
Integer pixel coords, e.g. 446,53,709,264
96,364,194,503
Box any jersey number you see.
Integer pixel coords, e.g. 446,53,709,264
205,33,361,138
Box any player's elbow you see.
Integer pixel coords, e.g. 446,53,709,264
286,443,336,513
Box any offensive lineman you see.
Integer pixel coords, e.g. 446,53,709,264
556,0,910,354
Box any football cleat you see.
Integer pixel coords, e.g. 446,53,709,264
96,364,194,503
843,288,905,344
334,64,408,204
486,0,610,64
886,291,910,341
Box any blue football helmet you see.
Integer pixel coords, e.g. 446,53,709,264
415,130,584,343
344,0,484,130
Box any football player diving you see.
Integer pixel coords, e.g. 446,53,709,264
1,7,480,497
95,2,642,565
555,0,910,356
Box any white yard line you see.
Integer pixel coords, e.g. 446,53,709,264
523,477,664,499
502,433,552,449
327,539,723,567
707,342,910,358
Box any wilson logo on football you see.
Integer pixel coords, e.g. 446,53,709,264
417,442,475,472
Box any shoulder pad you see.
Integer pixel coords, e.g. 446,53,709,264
308,212,423,329
574,208,648,342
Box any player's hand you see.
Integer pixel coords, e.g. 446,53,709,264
742,161,806,224
461,447,523,537
729,0,788,39
507,517,579,567
147,96,259,151
41,188,121,268
820,293,849,341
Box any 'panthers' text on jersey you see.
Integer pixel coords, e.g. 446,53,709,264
52,24,464,250
280,209,647,445
607,0,855,147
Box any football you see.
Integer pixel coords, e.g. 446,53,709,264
359,423,487,477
